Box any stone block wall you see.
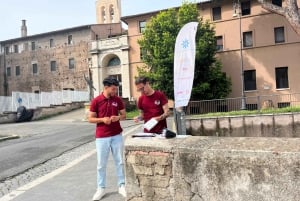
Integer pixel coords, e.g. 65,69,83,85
186,113,300,137
126,150,173,201
125,136,300,201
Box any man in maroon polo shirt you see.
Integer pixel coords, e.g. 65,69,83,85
134,76,170,134
89,77,126,200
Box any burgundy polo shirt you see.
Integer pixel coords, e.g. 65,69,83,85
90,93,124,138
138,90,168,133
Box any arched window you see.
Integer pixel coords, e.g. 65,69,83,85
108,57,120,67
110,5,114,22
102,6,106,23
110,5,114,15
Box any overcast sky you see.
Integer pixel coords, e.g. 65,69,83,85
0,0,190,41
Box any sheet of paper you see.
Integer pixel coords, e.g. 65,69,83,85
143,118,158,131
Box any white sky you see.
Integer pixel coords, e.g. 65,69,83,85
0,0,190,41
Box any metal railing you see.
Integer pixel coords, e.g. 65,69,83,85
0,90,89,114
185,93,300,115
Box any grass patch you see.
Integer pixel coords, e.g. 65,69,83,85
191,106,300,118
126,109,139,119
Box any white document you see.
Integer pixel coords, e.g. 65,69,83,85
143,118,158,131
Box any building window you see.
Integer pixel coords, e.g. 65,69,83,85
244,70,256,91
14,45,19,53
241,1,251,16
6,67,11,77
102,6,106,23
68,35,73,45
16,66,20,76
69,58,75,69
50,39,54,48
139,21,146,33
32,63,38,74
274,27,285,43
272,0,282,7
110,5,115,22
24,42,28,51
108,57,120,66
212,7,221,21
110,74,122,97
216,36,223,51
278,102,290,108
246,104,258,110
243,31,253,47
5,46,9,55
276,67,289,89
50,61,56,71
31,42,36,51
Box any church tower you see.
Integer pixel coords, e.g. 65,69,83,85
95,0,121,24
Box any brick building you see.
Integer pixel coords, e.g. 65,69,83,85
122,0,300,107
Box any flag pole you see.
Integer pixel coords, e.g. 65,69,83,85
174,107,187,135
173,22,198,135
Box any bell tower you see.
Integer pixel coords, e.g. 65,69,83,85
96,0,121,24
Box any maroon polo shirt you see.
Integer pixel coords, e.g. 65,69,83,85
138,90,168,134
90,93,124,138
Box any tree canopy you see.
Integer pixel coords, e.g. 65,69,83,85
137,2,231,100
258,0,300,35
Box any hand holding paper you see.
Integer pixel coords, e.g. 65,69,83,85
143,118,158,131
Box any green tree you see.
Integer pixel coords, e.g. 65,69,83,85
138,2,231,100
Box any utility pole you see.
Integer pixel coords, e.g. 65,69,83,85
233,0,246,110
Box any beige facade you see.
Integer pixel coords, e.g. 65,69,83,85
122,0,300,102
2,0,300,105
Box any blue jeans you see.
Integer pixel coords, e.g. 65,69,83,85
95,134,125,188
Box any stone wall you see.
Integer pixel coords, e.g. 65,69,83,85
4,35,91,94
0,102,84,124
125,136,300,201
186,113,300,137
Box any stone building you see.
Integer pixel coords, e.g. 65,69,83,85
0,0,126,98
90,35,130,99
0,21,122,96
121,0,300,107
89,0,131,99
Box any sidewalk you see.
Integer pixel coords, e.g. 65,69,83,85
1,151,125,201
0,109,137,201
0,109,175,201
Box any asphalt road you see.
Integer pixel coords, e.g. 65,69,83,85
0,108,139,181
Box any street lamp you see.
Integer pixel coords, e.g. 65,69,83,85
233,0,246,110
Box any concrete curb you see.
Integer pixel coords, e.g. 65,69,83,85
0,135,20,142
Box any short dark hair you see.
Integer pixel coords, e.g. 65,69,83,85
103,77,119,86
135,76,149,85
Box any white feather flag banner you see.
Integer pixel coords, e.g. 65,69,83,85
174,22,198,108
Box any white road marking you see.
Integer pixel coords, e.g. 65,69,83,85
0,124,141,201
